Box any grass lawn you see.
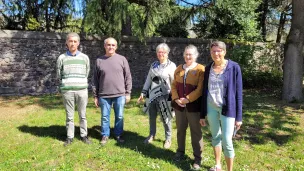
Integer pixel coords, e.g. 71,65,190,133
0,89,303,170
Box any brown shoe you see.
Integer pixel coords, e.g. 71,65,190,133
100,136,108,146
143,135,154,144
193,160,201,170
81,136,92,144
163,140,171,149
64,138,73,146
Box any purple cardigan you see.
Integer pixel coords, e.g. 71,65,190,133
200,60,243,121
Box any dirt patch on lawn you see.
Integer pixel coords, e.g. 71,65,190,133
0,96,44,120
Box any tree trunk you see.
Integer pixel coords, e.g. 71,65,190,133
276,12,286,43
121,15,132,36
282,0,304,102
45,4,50,32
257,0,268,42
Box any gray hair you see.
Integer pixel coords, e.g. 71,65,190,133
104,37,117,45
210,41,226,51
66,32,80,42
156,43,170,54
184,44,199,60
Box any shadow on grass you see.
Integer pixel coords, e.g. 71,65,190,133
89,125,207,171
239,89,304,146
17,125,66,141
17,124,206,170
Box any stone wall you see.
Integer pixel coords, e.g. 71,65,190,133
0,30,212,96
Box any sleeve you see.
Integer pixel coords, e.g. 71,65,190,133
185,66,205,102
171,66,180,100
235,64,243,122
169,63,177,85
200,67,209,119
56,55,62,79
91,60,99,97
142,68,153,97
123,58,132,95
85,55,90,78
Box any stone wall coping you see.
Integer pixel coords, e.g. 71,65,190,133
0,29,211,44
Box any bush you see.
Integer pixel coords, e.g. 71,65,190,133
226,42,283,89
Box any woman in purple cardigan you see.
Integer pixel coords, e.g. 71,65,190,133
200,41,243,171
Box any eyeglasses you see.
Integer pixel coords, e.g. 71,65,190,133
185,53,194,56
211,50,223,54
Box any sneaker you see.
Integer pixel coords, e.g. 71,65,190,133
81,136,92,144
192,160,201,170
114,135,125,143
173,152,184,162
209,165,222,171
100,136,108,146
163,140,171,149
143,135,154,144
64,138,73,146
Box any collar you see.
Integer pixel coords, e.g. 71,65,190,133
66,50,80,56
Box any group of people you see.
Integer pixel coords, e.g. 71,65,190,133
57,32,243,171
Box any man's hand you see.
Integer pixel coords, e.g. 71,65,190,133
126,94,131,103
94,97,99,107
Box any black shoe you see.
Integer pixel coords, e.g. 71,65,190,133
173,152,185,162
100,136,109,146
64,138,73,146
114,135,125,143
81,136,92,144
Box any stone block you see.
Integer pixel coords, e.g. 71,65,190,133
0,87,19,94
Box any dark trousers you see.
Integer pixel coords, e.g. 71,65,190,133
175,108,203,161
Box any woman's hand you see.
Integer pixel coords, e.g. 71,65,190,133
137,93,145,104
180,97,190,105
235,121,242,129
199,119,206,127
175,99,185,107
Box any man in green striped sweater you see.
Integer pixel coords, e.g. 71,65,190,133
57,32,91,146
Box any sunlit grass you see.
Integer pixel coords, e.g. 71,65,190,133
0,89,303,170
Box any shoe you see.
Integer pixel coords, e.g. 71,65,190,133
144,135,154,144
163,140,171,149
100,136,108,146
209,165,222,171
192,160,201,170
173,152,184,162
115,135,125,143
81,136,92,144
64,138,73,146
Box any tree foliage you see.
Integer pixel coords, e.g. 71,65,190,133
0,0,293,43
0,0,80,32
192,0,261,41
84,0,177,39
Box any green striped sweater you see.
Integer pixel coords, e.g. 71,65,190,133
56,52,90,91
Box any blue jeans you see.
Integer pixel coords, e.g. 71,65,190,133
207,102,235,158
99,96,125,137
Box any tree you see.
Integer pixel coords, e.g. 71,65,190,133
0,0,81,32
275,1,291,43
192,0,261,41
84,0,176,39
282,0,304,102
